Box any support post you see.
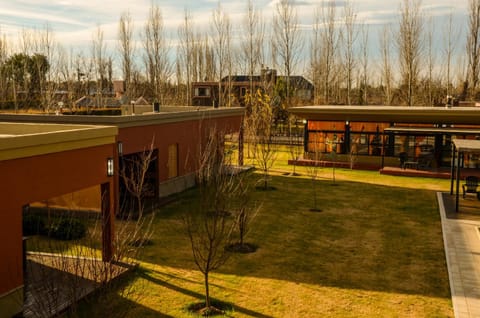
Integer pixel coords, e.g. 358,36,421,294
381,132,386,168
450,143,456,195
303,120,309,153
456,152,461,213
101,182,114,261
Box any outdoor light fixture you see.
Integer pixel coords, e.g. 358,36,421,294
117,141,123,156
107,158,114,177
302,119,307,125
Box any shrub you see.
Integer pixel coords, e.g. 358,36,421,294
51,219,86,240
23,214,46,236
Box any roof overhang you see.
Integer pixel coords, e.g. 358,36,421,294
453,139,480,152
0,122,118,161
384,127,480,135
290,105,480,125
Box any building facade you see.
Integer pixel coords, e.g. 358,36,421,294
0,107,243,316
290,106,480,170
0,123,118,317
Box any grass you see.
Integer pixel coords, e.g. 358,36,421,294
238,142,451,191
76,167,452,317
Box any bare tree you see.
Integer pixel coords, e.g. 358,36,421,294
443,11,459,98
178,9,195,105
0,29,9,103
397,0,424,106
241,0,264,95
424,15,436,106
92,25,108,108
184,129,238,315
248,89,277,190
118,11,135,98
29,24,57,112
341,0,358,105
329,132,338,184
119,141,156,220
310,8,322,104
211,3,232,107
238,1,265,164
273,0,302,108
287,115,303,175
359,23,369,105
233,179,258,252
23,153,155,317
467,0,480,99
306,132,323,212
379,24,394,105
57,46,79,109
144,3,171,104
319,0,338,104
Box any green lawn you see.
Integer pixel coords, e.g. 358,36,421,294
80,167,452,317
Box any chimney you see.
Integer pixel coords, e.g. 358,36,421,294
113,80,125,99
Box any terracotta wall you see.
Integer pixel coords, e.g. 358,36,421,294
118,115,242,182
0,144,115,296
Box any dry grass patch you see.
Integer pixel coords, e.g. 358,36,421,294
75,172,452,317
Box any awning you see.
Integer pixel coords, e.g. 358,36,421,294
453,139,480,152
290,105,480,125
451,139,480,212
384,127,480,135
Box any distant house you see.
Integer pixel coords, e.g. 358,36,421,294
74,96,122,108
191,68,314,107
73,95,154,115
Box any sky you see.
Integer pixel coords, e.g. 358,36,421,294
0,0,471,77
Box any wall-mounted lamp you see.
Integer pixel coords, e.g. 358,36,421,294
117,141,123,157
107,158,114,177
345,120,349,125
302,119,307,125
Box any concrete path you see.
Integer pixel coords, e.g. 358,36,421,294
438,193,480,317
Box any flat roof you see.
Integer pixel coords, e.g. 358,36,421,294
384,127,480,135
453,139,480,152
290,105,480,125
0,122,117,161
0,107,244,129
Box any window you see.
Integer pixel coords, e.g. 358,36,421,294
167,144,178,179
194,87,210,97
240,87,247,97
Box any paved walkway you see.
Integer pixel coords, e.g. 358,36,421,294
438,193,480,317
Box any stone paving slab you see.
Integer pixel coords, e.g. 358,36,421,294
438,193,480,318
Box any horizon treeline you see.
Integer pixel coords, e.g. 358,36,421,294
0,0,478,111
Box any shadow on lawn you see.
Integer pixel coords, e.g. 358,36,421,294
144,175,451,301
72,267,174,318
138,268,274,318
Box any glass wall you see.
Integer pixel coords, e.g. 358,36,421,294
306,120,480,168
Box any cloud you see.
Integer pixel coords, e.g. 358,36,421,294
0,0,470,63
0,7,87,28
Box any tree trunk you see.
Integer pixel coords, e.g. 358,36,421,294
204,271,210,308
263,170,268,189
239,221,244,246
